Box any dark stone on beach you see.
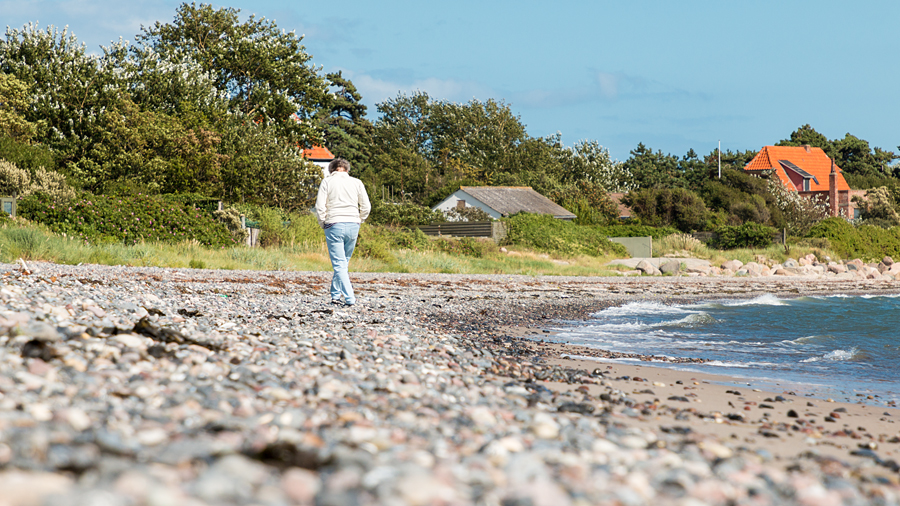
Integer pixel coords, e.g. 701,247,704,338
725,414,744,421
668,396,690,402
834,407,847,413
47,444,100,473
759,404,774,409
825,416,837,423
787,410,799,418
21,339,55,362
558,402,595,414
774,396,787,402
248,442,322,471
726,390,741,395
147,345,168,359
660,426,692,435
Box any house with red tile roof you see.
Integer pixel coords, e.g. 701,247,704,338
301,145,334,179
743,145,857,218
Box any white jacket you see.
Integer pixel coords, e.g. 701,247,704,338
315,172,371,227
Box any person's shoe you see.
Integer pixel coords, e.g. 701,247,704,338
330,299,344,306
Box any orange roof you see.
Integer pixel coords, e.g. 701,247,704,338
743,145,849,192
302,145,334,160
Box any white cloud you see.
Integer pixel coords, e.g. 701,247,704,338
338,70,496,106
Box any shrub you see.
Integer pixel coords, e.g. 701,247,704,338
502,213,627,257
548,180,619,225
806,217,900,260
0,137,55,171
624,187,709,232
767,179,830,236
434,236,497,258
18,192,236,247
214,206,250,243
661,233,705,253
367,200,446,227
854,186,900,226
234,205,323,248
0,159,75,201
712,223,776,249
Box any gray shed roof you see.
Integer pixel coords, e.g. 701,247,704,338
460,186,575,219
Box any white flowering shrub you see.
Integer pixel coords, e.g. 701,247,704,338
767,179,830,235
0,159,75,200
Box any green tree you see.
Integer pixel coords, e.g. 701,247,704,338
776,124,831,150
0,24,127,176
621,143,682,189
832,133,898,180
0,73,39,142
855,186,900,226
315,71,374,178
136,2,327,147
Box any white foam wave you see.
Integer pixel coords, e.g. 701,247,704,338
703,361,752,368
726,294,789,306
658,312,716,327
800,348,860,363
786,335,835,345
595,301,691,317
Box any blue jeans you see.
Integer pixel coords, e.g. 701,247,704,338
324,222,360,304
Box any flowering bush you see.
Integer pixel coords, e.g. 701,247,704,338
18,191,235,247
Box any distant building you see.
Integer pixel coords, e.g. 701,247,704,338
607,193,633,220
302,145,335,180
432,186,576,220
743,145,859,218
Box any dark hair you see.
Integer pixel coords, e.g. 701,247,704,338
328,158,351,174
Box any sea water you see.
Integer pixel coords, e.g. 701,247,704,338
551,294,900,405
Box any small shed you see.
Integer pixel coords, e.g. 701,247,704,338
432,186,575,220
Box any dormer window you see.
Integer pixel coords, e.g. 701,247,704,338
779,160,818,192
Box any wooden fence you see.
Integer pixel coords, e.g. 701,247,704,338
417,221,508,243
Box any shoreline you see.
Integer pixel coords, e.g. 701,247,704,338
1,263,900,504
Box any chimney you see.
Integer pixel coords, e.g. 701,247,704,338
804,144,811,153
829,159,838,217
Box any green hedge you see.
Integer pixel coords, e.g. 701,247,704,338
712,223,776,249
807,217,900,260
19,192,236,247
502,213,627,257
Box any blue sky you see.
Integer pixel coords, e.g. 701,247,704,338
3,0,898,161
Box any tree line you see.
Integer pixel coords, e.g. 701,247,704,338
1,2,898,234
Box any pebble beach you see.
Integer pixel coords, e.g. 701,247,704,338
1,261,900,506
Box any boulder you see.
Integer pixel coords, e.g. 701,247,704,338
883,256,895,266
827,263,846,274
743,262,764,276
846,259,865,271
722,260,743,271
635,260,660,275
659,261,682,275
783,259,799,269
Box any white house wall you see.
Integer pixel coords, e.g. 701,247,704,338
432,190,502,220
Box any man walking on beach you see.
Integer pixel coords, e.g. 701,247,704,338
315,158,371,306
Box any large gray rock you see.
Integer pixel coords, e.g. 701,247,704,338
659,261,681,275
635,260,659,275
